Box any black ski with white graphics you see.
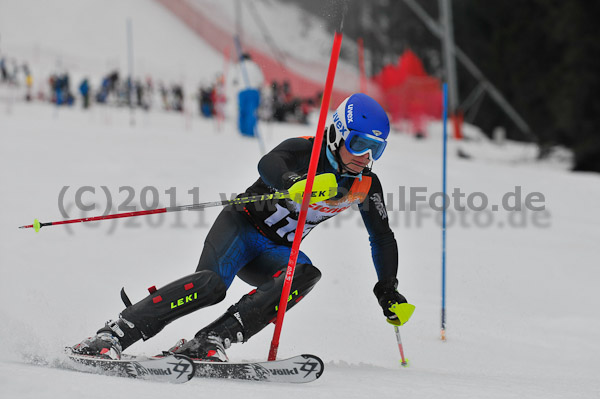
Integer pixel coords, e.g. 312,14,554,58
192,354,324,383
65,353,195,383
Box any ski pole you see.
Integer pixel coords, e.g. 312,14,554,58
394,325,409,367
388,302,415,367
19,174,337,232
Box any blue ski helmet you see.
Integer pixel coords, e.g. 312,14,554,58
327,93,390,160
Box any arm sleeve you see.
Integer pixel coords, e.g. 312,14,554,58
358,174,398,281
257,137,313,189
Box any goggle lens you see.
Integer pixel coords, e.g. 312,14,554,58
345,131,387,160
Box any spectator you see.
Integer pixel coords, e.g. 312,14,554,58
79,78,90,109
24,63,33,101
171,84,184,112
0,57,7,82
199,84,215,118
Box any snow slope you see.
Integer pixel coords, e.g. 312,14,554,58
0,0,224,91
1,1,600,398
1,103,599,398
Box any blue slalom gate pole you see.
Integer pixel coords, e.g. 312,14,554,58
441,83,448,341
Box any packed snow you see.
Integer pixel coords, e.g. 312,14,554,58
1,1,599,398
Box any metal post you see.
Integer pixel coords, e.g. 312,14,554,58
235,0,243,45
126,18,135,126
439,0,459,115
441,83,448,341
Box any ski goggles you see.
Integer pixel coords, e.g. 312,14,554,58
344,130,387,160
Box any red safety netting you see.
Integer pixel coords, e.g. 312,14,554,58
373,50,442,135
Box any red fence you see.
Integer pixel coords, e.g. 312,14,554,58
374,50,443,133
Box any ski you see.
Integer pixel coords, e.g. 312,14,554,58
192,354,324,383
65,353,195,383
64,352,323,383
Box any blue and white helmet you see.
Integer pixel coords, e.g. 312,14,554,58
327,93,390,160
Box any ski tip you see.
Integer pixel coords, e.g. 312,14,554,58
300,354,325,380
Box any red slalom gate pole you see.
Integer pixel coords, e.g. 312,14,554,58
268,31,343,361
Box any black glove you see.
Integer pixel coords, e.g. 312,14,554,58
373,277,407,320
281,172,306,190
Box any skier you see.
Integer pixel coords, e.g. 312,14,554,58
71,93,411,361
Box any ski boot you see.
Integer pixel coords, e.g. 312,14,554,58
69,331,123,360
170,332,229,362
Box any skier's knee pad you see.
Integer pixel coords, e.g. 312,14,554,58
229,263,321,341
117,270,226,342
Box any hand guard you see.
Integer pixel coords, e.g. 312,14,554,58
281,172,338,204
373,277,411,325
